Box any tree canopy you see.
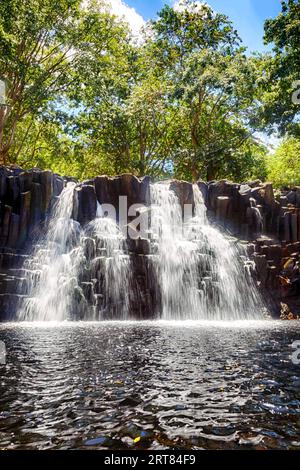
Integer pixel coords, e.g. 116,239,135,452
258,0,300,137
0,0,298,185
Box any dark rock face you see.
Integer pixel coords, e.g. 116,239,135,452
95,174,151,222
170,180,194,213
205,180,300,244
73,185,97,226
251,238,300,318
0,166,65,249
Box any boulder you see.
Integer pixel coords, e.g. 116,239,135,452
251,183,274,208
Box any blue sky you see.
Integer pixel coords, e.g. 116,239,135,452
121,0,282,52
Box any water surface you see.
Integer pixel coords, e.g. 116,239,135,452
0,320,300,449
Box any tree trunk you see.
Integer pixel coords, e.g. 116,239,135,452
207,161,217,182
0,149,7,166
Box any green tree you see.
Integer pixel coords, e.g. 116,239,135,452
0,0,80,163
149,1,260,181
0,0,131,167
266,137,300,187
259,0,300,136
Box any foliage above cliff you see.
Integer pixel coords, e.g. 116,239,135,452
257,0,300,137
267,138,300,188
0,0,298,183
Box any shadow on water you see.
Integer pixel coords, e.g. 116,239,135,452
0,320,300,450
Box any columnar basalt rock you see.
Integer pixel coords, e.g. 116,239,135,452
252,238,300,318
205,179,300,244
169,180,195,214
0,165,300,320
0,167,66,250
95,174,151,221
73,185,97,226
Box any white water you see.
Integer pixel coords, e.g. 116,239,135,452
84,217,131,319
17,180,263,321
18,183,84,321
19,184,131,321
150,183,263,320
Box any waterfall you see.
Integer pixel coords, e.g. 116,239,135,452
150,183,202,319
150,182,263,320
83,217,131,319
18,183,84,321
16,178,263,322
18,184,131,321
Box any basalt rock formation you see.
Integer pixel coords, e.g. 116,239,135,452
0,165,299,320
202,179,300,318
0,167,157,320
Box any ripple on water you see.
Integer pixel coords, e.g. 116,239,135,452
0,320,300,449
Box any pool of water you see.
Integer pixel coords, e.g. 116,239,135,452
0,320,300,450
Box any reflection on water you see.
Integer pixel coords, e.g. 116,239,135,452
0,321,300,450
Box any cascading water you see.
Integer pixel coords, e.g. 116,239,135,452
83,216,131,320
16,178,263,322
18,183,83,321
150,182,263,320
18,185,131,321
150,183,202,319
